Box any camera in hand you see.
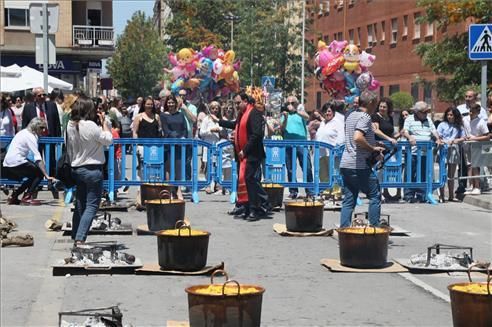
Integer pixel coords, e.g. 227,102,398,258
367,144,396,167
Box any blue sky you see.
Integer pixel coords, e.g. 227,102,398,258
113,0,155,36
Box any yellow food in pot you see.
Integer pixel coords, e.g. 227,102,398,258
157,229,208,237
262,183,283,188
194,285,261,296
146,199,184,205
285,201,323,207
451,284,491,295
339,227,389,234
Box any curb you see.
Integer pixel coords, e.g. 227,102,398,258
462,193,492,211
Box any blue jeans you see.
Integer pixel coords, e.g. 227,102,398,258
340,168,381,227
286,146,313,195
71,165,103,242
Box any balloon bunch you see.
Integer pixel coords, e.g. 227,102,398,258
165,44,241,99
315,40,380,103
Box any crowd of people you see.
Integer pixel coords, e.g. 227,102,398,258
1,86,492,232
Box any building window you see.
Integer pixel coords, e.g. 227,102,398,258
380,86,385,98
403,15,408,37
349,29,355,44
413,13,421,39
373,23,378,44
391,18,398,44
389,84,400,95
381,21,386,43
424,82,432,104
426,22,434,37
367,24,374,46
323,34,330,43
316,92,322,110
333,33,337,41
357,27,361,46
4,8,30,28
337,31,343,40
411,83,419,102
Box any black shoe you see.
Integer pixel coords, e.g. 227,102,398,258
49,183,59,199
248,209,268,221
288,192,298,199
228,206,245,216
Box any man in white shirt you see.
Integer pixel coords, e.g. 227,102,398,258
2,118,55,205
457,90,487,120
463,104,490,195
129,97,143,122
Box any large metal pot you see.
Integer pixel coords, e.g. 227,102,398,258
284,200,324,232
156,222,210,271
145,191,185,232
337,226,391,268
140,183,177,207
262,183,284,209
185,270,265,327
448,265,492,327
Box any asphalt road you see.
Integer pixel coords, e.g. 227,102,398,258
1,187,491,327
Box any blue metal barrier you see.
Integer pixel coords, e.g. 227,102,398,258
0,136,64,187
214,140,237,203
107,138,214,203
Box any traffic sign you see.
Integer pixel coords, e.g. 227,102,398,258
261,76,276,90
29,3,59,34
468,24,492,60
35,34,55,65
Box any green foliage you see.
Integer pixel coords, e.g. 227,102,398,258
415,0,492,103
163,0,312,95
390,92,414,111
107,11,166,98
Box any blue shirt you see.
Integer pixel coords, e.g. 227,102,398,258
281,112,307,140
437,121,463,142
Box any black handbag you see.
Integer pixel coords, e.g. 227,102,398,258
56,132,76,188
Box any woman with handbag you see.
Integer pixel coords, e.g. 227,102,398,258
67,96,112,246
2,118,55,205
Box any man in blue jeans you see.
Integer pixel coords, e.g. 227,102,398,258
339,91,385,227
280,95,313,199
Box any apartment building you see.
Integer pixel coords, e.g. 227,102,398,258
152,0,172,41
0,0,114,93
306,0,466,112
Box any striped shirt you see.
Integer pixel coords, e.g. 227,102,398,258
340,110,375,169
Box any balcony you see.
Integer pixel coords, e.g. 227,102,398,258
73,25,114,48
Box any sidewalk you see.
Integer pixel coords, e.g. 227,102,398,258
461,190,492,210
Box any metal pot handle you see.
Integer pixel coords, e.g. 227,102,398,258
467,262,491,295
222,279,241,297
363,225,377,235
159,190,173,204
211,269,229,284
84,265,112,271
177,225,192,237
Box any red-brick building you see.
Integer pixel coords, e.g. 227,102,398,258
305,0,465,113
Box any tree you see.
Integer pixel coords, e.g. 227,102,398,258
415,0,492,103
163,0,313,95
390,92,414,111
107,11,167,98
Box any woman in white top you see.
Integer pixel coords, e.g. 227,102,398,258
315,101,345,199
2,118,54,205
199,101,222,193
0,95,16,137
67,96,113,245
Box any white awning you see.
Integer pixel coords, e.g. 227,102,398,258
5,0,47,10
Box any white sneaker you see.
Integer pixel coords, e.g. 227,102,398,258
470,188,481,195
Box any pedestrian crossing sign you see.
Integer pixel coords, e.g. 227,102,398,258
468,24,492,60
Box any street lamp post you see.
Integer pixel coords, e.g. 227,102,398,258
223,13,240,51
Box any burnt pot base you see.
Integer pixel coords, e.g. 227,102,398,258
158,235,209,271
262,186,284,208
187,292,263,327
338,232,389,269
146,203,185,232
140,184,177,205
284,204,324,232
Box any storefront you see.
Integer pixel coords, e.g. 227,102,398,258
0,55,101,92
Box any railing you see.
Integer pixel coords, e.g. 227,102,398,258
72,25,114,48
0,136,450,205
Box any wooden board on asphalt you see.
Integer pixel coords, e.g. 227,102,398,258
320,258,408,273
273,223,333,237
136,262,224,276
